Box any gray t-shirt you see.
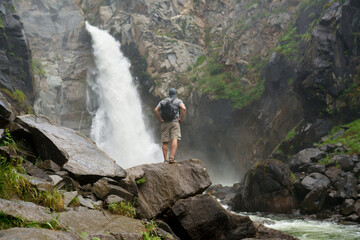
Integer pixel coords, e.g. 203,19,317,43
157,97,184,122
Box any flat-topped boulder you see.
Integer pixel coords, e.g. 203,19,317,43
121,159,212,219
15,115,126,181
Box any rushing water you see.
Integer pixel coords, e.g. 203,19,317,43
85,22,162,168
241,213,360,240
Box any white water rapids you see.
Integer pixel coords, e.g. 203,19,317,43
85,22,162,168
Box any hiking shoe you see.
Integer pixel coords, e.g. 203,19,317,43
169,157,177,164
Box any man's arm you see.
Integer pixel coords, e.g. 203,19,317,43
178,103,186,124
154,106,163,123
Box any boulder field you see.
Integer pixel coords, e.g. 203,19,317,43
0,107,296,239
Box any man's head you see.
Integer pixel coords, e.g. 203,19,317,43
169,88,176,98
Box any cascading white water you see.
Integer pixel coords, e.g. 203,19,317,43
85,22,162,168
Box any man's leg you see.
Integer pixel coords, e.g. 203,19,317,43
162,142,169,162
169,138,178,160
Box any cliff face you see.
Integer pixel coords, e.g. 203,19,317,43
10,0,360,183
0,0,34,113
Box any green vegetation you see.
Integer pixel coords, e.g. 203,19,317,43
142,220,162,240
289,172,297,183
0,88,27,105
0,17,4,29
0,212,63,230
194,55,206,68
323,119,360,155
107,201,137,218
69,196,80,207
0,131,64,211
136,177,146,185
318,155,334,165
31,59,46,76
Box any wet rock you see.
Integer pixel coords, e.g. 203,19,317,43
353,163,360,175
333,155,355,172
354,200,360,215
341,199,355,216
167,194,257,240
232,159,296,213
123,159,211,219
0,228,80,240
334,172,357,199
290,148,324,172
15,115,126,182
301,187,327,213
93,177,133,201
301,173,331,192
307,164,326,174
325,166,344,183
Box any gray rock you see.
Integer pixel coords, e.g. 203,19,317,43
59,209,145,238
307,164,326,174
0,228,80,240
334,172,357,199
0,198,53,222
38,160,61,172
301,173,331,192
77,195,95,209
22,159,52,182
168,194,295,240
123,159,212,219
232,159,296,214
290,148,324,171
105,195,125,205
49,175,63,185
15,115,126,180
333,155,355,172
93,177,133,201
325,166,344,183
341,199,355,216
20,174,54,192
63,191,78,207
301,187,327,213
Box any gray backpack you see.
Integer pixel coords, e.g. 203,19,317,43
160,98,177,122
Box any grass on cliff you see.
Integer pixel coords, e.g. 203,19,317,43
142,220,162,240
322,119,360,155
0,131,64,211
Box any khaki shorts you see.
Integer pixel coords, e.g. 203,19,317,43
161,121,181,142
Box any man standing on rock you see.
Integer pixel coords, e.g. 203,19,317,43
154,88,186,163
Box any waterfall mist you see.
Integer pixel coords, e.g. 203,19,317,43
85,22,162,168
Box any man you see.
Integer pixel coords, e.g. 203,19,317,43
154,88,186,163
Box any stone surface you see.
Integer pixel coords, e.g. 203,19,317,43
15,115,126,181
232,159,296,213
122,159,212,219
23,159,52,182
168,194,296,240
301,173,331,192
63,191,78,207
333,155,355,172
0,198,53,222
301,187,327,213
290,148,324,171
38,160,61,172
0,228,80,240
93,177,133,201
20,174,54,192
105,195,125,205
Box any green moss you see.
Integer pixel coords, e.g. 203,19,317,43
194,55,206,68
31,59,46,76
136,177,146,185
322,119,360,155
0,17,4,29
107,201,137,218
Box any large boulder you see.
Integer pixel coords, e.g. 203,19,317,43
120,159,212,219
166,194,297,240
15,115,126,182
232,159,296,213
301,173,331,192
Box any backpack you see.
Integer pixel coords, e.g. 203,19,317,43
160,98,178,122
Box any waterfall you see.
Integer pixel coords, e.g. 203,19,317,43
85,22,162,169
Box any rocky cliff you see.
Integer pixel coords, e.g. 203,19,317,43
7,0,360,183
